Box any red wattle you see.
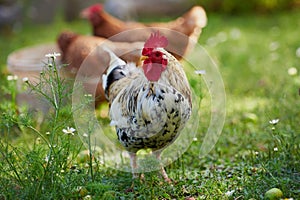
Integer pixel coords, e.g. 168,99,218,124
143,63,165,81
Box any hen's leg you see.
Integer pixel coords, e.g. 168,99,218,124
129,152,139,179
153,151,172,183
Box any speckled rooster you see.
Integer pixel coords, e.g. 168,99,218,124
102,31,192,182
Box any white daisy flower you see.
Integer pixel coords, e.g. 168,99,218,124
45,52,61,60
194,70,206,75
22,77,29,83
225,190,235,197
7,75,18,81
63,127,76,136
269,118,279,125
83,195,92,200
45,155,50,163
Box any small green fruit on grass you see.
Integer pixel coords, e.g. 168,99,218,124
265,188,283,200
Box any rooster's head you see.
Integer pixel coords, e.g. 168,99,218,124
141,31,169,82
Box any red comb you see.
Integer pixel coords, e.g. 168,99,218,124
144,31,168,49
89,4,103,13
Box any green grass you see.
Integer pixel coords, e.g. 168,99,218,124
1,11,300,199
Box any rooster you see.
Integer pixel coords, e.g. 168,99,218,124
81,4,207,59
102,31,192,182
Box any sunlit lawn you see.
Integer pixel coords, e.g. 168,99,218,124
0,10,299,199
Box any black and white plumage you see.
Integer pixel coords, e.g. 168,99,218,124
102,33,192,182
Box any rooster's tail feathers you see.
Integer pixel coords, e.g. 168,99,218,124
101,46,127,99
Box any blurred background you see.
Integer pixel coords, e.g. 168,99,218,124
1,0,300,33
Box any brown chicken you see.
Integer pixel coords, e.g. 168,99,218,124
57,31,144,104
81,4,207,59
102,31,192,182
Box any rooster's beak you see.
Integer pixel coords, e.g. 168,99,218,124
140,55,148,62
80,8,90,19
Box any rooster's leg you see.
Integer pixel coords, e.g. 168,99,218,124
153,151,172,183
129,152,139,179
